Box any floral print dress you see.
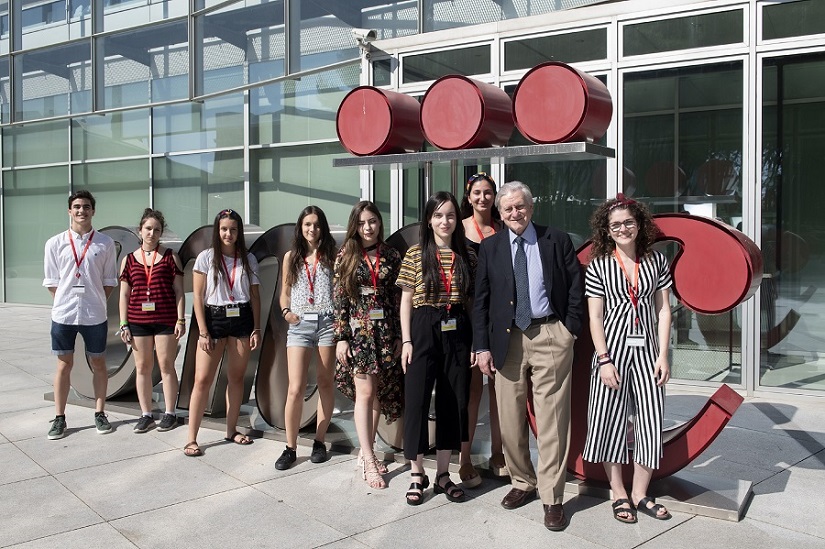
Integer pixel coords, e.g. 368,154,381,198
333,243,404,422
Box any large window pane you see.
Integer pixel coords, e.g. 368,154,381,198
623,10,743,57
0,55,9,123
3,119,68,167
196,0,285,95
0,0,8,54
763,0,825,41
153,93,243,154
403,45,490,83
760,54,825,392
153,151,245,238
504,28,607,71
251,63,358,145
250,142,358,230
623,62,744,384
3,166,69,305
16,41,91,120
103,0,187,33
72,159,150,229
72,110,150,160
423,0,605,33
101,20,189,108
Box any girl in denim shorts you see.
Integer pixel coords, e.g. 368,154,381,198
274,206,338,470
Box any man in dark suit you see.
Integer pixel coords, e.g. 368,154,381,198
473,181,584,531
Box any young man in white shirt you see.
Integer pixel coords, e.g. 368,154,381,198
43,190,118,439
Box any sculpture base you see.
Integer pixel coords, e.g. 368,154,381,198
568,470,752,521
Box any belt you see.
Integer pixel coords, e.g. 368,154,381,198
515,315,557,329
207,302,250,314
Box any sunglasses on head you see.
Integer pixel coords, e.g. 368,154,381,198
466,172,496,193
219,208,235,217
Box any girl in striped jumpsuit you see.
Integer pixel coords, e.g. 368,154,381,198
583,195,673,523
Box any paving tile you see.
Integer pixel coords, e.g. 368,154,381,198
0,442,48,485
56,448,246,521
0,386,55,415
315,538,373,549
6,523,136,549
0,476,102,547
0,406,73,443
111,486,346,548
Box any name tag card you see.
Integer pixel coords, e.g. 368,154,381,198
369,308,384,320
303,312,319,321
441,318,457,332
360,287,375,295
626,333,645,347
226,304,240,317
70,285,86,295
142,302,156,312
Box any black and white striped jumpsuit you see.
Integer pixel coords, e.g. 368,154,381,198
582,250,672,469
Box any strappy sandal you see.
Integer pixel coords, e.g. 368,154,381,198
459,463,482,488
636,497,671,520
183,441,203,457
611,499,637,524
361,454,386,489
434,471,465,502
358,450,389,475
225,431,253,445
405,472,430,506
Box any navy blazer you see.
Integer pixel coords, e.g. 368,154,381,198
473,223,584,369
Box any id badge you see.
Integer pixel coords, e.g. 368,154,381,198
303,312,319,321
142,302,156,312
441,318,457,332
360,287,375,296
369,308,384,320
226,304,240,318
70,285,85,295
626,333,645,347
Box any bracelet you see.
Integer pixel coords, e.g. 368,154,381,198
251,329,261,334
282,307,291,317
402,341,412,345
119,320,129,327
177,318,186,325
119,325,130,333
199,333,210,339
597,352,610,359
598,359,612,366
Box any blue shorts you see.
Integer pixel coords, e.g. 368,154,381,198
51,321,108,357
286,313,334,348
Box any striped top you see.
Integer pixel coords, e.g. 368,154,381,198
120,249,183,326
397,244,477,308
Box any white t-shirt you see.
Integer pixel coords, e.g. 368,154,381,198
194,248,260,306
43,228,117,325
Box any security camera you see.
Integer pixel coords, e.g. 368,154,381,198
352,28,378,44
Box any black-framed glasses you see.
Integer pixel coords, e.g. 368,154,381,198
608,220,637,232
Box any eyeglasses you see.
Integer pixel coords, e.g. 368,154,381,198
608,220,637,232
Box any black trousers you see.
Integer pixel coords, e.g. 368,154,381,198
403,305,471,460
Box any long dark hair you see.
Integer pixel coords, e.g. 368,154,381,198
421,192,472,302
337,201,384,300
210,208,253,289
589,194,660,259
285,205,337,287
460,172,500,221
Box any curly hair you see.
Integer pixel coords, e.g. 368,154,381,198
336,201,385,300
285,206,337,287
589,194,660,259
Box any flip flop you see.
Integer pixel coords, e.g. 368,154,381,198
611,498,637,524
636,497,671,520
225,431,253,445
183,441,203,457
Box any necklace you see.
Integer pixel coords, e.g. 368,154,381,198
363,243,379,252
141,247,157,255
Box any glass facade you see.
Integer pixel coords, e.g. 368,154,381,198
2,0,825,397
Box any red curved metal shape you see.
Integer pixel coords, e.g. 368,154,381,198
336,86,424,156
528,214,760,482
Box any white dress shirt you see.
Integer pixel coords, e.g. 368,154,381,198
508,222,553,318
43,228,117,325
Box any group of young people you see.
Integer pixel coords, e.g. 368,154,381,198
45,178,674,528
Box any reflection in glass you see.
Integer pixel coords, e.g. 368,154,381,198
153,93,243,153
623,10,743,57
760,54,825,392
623,62,743,384
250,143,358,230
250,64,358,145
403,46,490,83
763,0,825,41
0,56,8,122
72,159,150,229
423,0,605,33
3,119,68,167
153,151,245,239
16,41,92,120
504,28,607,71
72,110,150,161
103,0,186,33
3,166,69,305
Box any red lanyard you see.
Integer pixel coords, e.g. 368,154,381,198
68,230,94,279
141,248,158,297
438,250,455,312
221,250,239,301
613,249,640,326
304,254,319,305
472,217,495,241
364,246,381,302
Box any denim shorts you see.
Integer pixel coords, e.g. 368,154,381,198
205,302,254,339
129,322,174,337
286,312,334,348
51,321,108,357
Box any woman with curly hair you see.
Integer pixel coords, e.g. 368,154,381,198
583,194,673,524
274,206,338,470
333,201,403,489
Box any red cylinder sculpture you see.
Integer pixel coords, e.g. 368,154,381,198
336,86,424,156
512,61,613,144
420,75,514,150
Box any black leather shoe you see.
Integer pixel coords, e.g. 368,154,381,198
544,504,569,531
310,440,328,463
501,487,536,510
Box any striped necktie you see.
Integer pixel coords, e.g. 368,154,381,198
514,236,531,331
